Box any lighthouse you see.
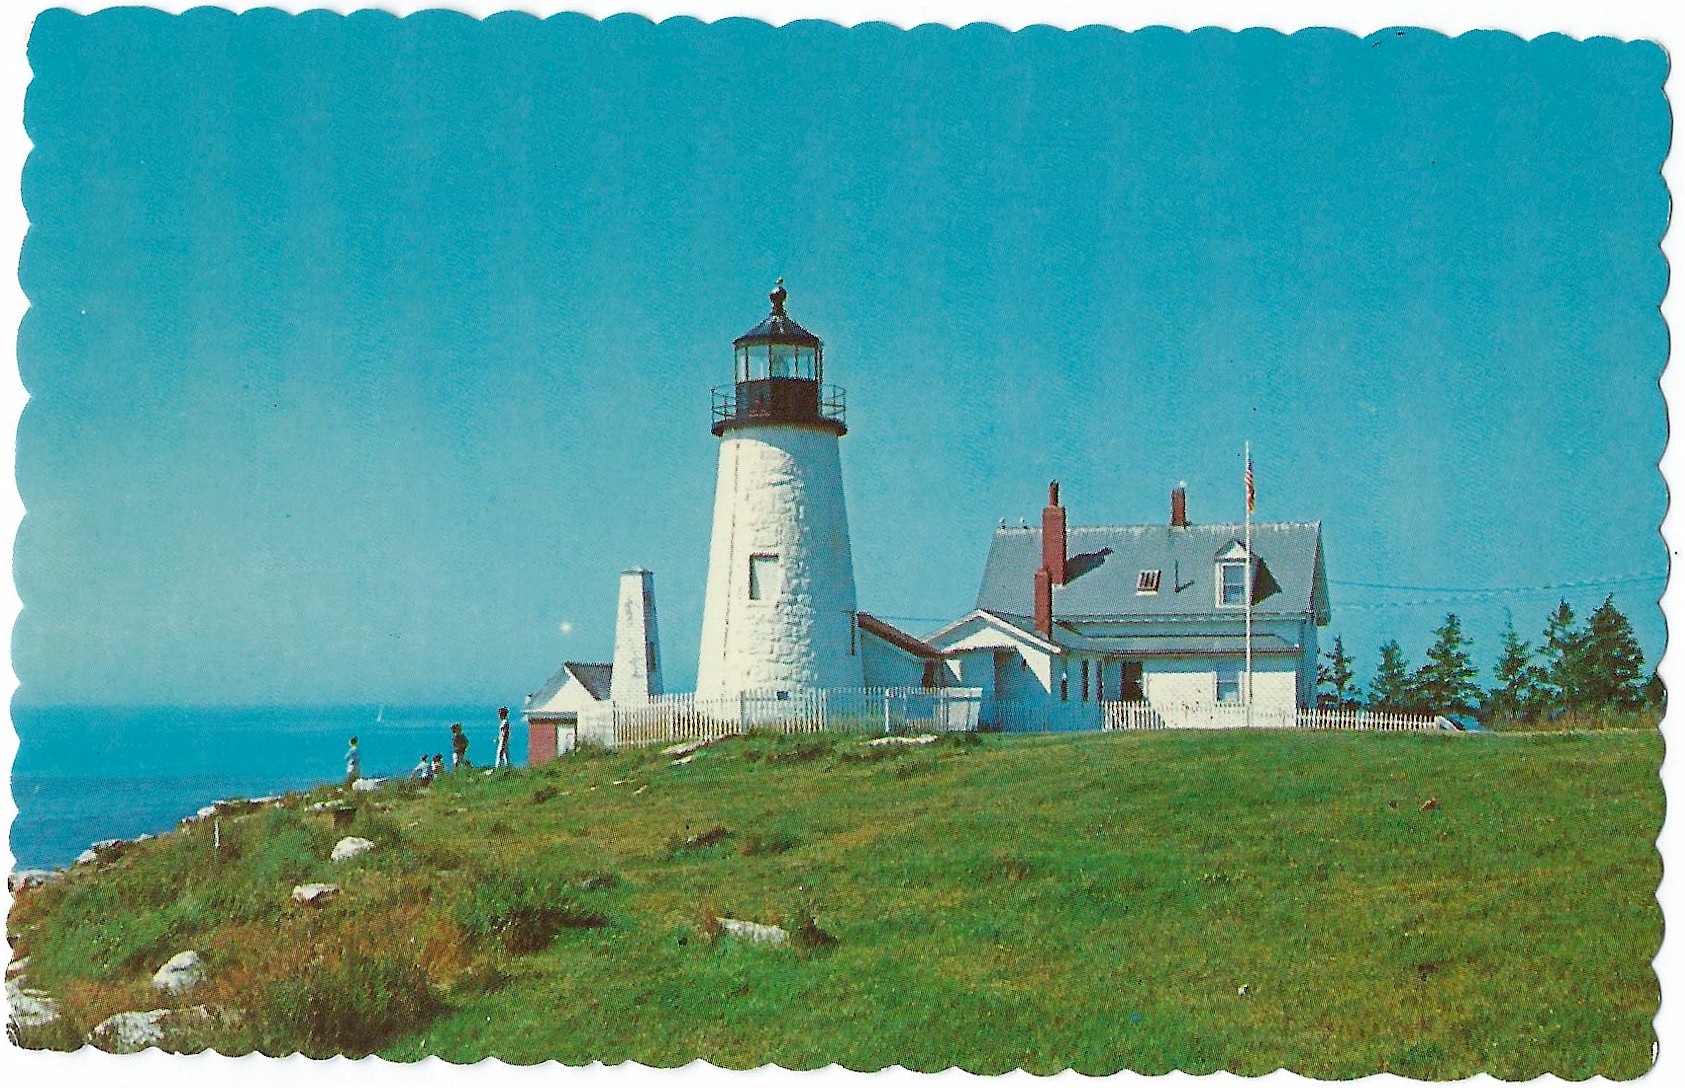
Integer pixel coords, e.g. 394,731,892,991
696,281,863,699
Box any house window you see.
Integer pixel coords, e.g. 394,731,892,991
1081,660,1090,701
1217,662,1242,704
1218,561,1248,607
1137,569,1161,593
748,553,781,600
1097,663,1105,701
1121,661,1145,702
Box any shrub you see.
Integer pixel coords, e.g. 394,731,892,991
266,952,439,1057
789,908,839,952
456,873,607,954
762,739,833,765
665,825,731,855
738,829,801,857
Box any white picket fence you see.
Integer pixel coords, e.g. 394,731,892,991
579,687,984,750
1098,701,1452,733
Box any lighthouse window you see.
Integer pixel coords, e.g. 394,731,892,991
748,553,781,600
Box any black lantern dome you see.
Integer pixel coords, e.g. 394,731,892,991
712,280,846,436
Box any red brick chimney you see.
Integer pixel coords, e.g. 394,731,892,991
1171,485,1189,528
1034,566,1053,639
1041,481,1067,585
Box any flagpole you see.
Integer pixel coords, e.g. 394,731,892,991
1245,442,1253,726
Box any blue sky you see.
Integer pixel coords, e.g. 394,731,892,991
13,10,1669,706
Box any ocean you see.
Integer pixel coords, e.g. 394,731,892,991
8,704,526,871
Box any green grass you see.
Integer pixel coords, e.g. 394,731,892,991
9,729,1661,1076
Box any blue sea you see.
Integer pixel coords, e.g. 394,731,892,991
8,704,526,871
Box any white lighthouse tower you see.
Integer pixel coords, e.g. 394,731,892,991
696,281,863,699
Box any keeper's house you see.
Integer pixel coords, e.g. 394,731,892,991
924,483,1329,721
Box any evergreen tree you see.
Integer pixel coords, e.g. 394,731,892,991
1483,617,1546,722
1366,640,1414,713
1412,613,1482,717
1317,635,1358,708
1540,600,1587,715
1645,669,1666,715
1578,595,1647,710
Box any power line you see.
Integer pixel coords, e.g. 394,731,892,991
1330,571,1665,596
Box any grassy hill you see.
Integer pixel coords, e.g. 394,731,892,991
8,727,1661,1077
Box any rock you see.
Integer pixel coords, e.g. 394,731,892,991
151,950,205,994
350,777,388,792
6,956,28,979
633,785,649,796
76,837,132,865
662,734,736,759
5,979,59,1030
330,836,375,862
195,805,221,820
1421,797,1440,812
670,755,696,766
88,1005,215,1054
7,870,62,894
867,734,939,747
714,917,790,945
291,883,341,905
305,800,340,814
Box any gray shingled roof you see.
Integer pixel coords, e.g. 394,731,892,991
524,661,613,709
978,609,1303,655
975,522,1328,622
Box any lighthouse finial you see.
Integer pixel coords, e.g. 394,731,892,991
770,278,788,316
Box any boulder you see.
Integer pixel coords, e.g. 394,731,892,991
7,870,62,894
714,917,790,945
5,979,59,1030
88,1005,215,1054
662,734,736,759
867,734,939,747
6,956,28,979
350,776,388,792
330,836,375,862
291,883,341,905
76,837,131,865
670,754,696,766
151,950,205,994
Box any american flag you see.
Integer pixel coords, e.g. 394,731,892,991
1245,453,1255,515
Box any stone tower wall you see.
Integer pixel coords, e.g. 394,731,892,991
696,424,863,699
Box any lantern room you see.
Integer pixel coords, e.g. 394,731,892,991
713,279,846,436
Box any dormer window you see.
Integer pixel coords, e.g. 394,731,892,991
1136,569,1162,593
1218,560,1248,607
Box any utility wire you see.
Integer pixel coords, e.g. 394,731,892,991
1331,571,1665,596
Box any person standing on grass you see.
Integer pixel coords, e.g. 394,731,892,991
451,722,470,770
345,735,361,788
495,707,512,769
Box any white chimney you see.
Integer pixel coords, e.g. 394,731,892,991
610,568,663,704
